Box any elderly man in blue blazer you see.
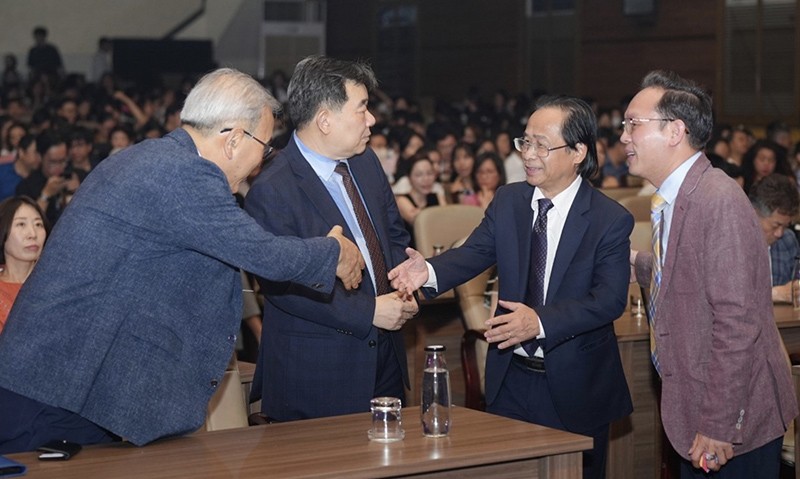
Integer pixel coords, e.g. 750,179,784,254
0,68,364,453
245,56,417,421
390,96,633,479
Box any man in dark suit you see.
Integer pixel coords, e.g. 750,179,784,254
0,68,364,454
245,56,417,421
390,96,633,479
628,70,797,477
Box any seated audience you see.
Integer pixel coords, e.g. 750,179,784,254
766,120,792,151
470,151,505,209
748,174,800,303
727,124,752,171
392,129,425,180
0,135,40,202
0,122,27,161
368,131,397,184
497,130,525,184
395,152,447,246
450,142,477,204
601,133,628,187
741,139,794,194
15,131,81,225
0,196,49,334
68,127,96,174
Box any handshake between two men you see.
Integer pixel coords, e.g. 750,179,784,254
329,226,418,330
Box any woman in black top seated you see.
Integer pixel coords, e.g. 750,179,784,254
394,151,447,247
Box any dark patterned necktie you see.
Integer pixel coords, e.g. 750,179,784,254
522,198,553,356
335,162,391,295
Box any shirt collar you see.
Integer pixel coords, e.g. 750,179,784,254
531,175,582,215
294,131,341,180
656,151,702,205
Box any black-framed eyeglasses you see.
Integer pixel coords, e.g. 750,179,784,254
621,118,676,134
513,137,569,159
220,128,274,160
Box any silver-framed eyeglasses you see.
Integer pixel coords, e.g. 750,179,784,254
513,137,569,159
621,118,676,134
220,128,274,160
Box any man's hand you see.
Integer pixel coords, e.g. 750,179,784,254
327,225,365,290
484,300,540,349
688,433,734,473
373,292,417,330
42,176,66,199
388,247,429,296
773,283,791,303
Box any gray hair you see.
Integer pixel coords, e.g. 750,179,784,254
287,55,377,130
180,68,281,135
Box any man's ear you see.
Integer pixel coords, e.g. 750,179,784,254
572,142,587,166
222,129,241,160
669,119,688,147
315,109,331,135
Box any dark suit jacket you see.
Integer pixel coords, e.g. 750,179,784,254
634,155,797,457
245,136,410,420
0,129,339,445
429,178,634,433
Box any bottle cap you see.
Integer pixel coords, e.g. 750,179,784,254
424,345,446,352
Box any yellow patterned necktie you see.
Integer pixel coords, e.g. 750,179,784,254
649,192,667,376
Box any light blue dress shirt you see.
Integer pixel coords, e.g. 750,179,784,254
295,133,379,293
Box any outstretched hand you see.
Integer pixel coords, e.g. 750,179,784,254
388,247,429,296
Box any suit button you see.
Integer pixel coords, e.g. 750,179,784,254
227,334,236,342
210,379,219,388
368,340,377,347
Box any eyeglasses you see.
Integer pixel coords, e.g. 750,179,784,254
220,128,274,160
513,137,569,159
621,118,676,134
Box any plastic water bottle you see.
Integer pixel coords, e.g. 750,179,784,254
421,344,451,437
792,256,800,309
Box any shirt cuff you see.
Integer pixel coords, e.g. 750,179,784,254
537,315,546,339
422,261,438,290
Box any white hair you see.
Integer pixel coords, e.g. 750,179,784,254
180,68,281,135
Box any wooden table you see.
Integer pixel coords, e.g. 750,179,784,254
608,303,800,479
7,406,591,479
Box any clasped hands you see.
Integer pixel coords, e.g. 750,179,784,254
388,247,540,347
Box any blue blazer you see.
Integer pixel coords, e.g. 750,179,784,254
429,179,633,433
245,136,411,420
0,129,339,445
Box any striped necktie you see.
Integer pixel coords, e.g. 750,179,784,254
649,192,667,376
334,162,391,295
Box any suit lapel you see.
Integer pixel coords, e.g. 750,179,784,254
658,155,711,303
515,185,535,299
547,179,591,302
284,139,356,241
